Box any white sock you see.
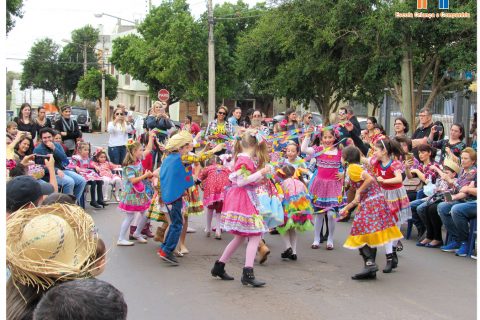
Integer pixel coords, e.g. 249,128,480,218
119,212,135,241
313,214,325,244
281,232,292,250
289,230,298,254
385,241,393,254
133,213,148,237
205,208,214,232
327,210,336,244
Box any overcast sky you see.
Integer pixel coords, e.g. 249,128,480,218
5,0,260,73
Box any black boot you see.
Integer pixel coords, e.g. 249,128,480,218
211,261,234,280
96,181,109,207
352,246,378,280
392,247,398,269
281,247,293,259
89,183,102,209
383,253,394,273
241,267,265,287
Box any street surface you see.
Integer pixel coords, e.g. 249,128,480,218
85,133,476,320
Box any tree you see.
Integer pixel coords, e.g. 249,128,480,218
7,0,24,34
58,25,100,103
77,69,118,108
236,0,376,124
20,38,62,106
362,0,477,125
111,0,265,121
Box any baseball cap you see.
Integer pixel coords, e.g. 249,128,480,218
7,176,54,213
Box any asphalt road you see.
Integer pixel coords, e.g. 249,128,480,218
84,133,477,320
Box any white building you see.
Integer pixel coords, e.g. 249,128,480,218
9,79,55,113
99,23,151,114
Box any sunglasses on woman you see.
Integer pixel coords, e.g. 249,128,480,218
115,113,124,116
217,112,226,115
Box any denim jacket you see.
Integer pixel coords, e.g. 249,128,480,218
33,142,70,172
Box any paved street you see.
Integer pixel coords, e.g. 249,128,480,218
85,133,476,320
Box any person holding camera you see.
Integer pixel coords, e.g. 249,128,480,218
34,128,87,204
108,106,135,165
427,123,466,164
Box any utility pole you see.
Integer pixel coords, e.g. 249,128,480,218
83,43,87,75
207,0,215,122
101,36,107,133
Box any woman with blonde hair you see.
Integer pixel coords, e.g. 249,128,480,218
108,107,135,165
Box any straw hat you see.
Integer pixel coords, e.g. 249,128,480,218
164,130,193,151
443,154,461,174
7,204,98,290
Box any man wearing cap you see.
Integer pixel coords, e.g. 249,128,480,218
34,128,87,203
6,176,54,217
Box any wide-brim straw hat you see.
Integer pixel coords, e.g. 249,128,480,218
164,130,193,151
7,204,98,290
443,154,461,174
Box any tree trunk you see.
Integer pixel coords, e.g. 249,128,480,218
71,91,77,103
198,100,208,127
401,45,414,127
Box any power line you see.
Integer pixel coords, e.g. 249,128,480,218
7,57,111,66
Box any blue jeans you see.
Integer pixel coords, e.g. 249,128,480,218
57,170,87,202
451,201,477,242
411,199,429,225
410,198,426,232
108,146,127,165
160,198,183,254
437,201,462,242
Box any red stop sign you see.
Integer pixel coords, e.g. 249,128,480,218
158,89,170,102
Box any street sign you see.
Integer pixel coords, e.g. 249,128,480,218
158,89,170,102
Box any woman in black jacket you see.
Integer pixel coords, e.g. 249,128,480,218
54,105,81,157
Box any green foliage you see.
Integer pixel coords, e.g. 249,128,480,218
111,0,264,118
58,25,100,102
77,69,118,106
7,0,23,34
21,38,62,105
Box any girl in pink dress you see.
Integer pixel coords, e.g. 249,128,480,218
276,165,314,261
91,148,122,202
69,142,107,209
369,139,411,273
211,131,271,287
199,155,232,239
301,127,344,250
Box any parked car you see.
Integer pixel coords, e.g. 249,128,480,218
46,112,61,123
71,107,92,132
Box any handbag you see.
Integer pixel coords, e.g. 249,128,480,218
403,177,423,192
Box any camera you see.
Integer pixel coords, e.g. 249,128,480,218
34,154,50,165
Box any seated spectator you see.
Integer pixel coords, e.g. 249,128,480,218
6,175,54,217
405,144,440,238
428,122,466,163
34,128,87,203
53,130,68,154
14,136,33,160
413,156,460,248
68,142,107,209
6,204,102,320
451,184,477,256
6,121,18,146
33,278,127,320
439,147,477,253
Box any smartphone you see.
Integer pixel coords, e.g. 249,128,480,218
34,154,50,165
444,192,452,202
